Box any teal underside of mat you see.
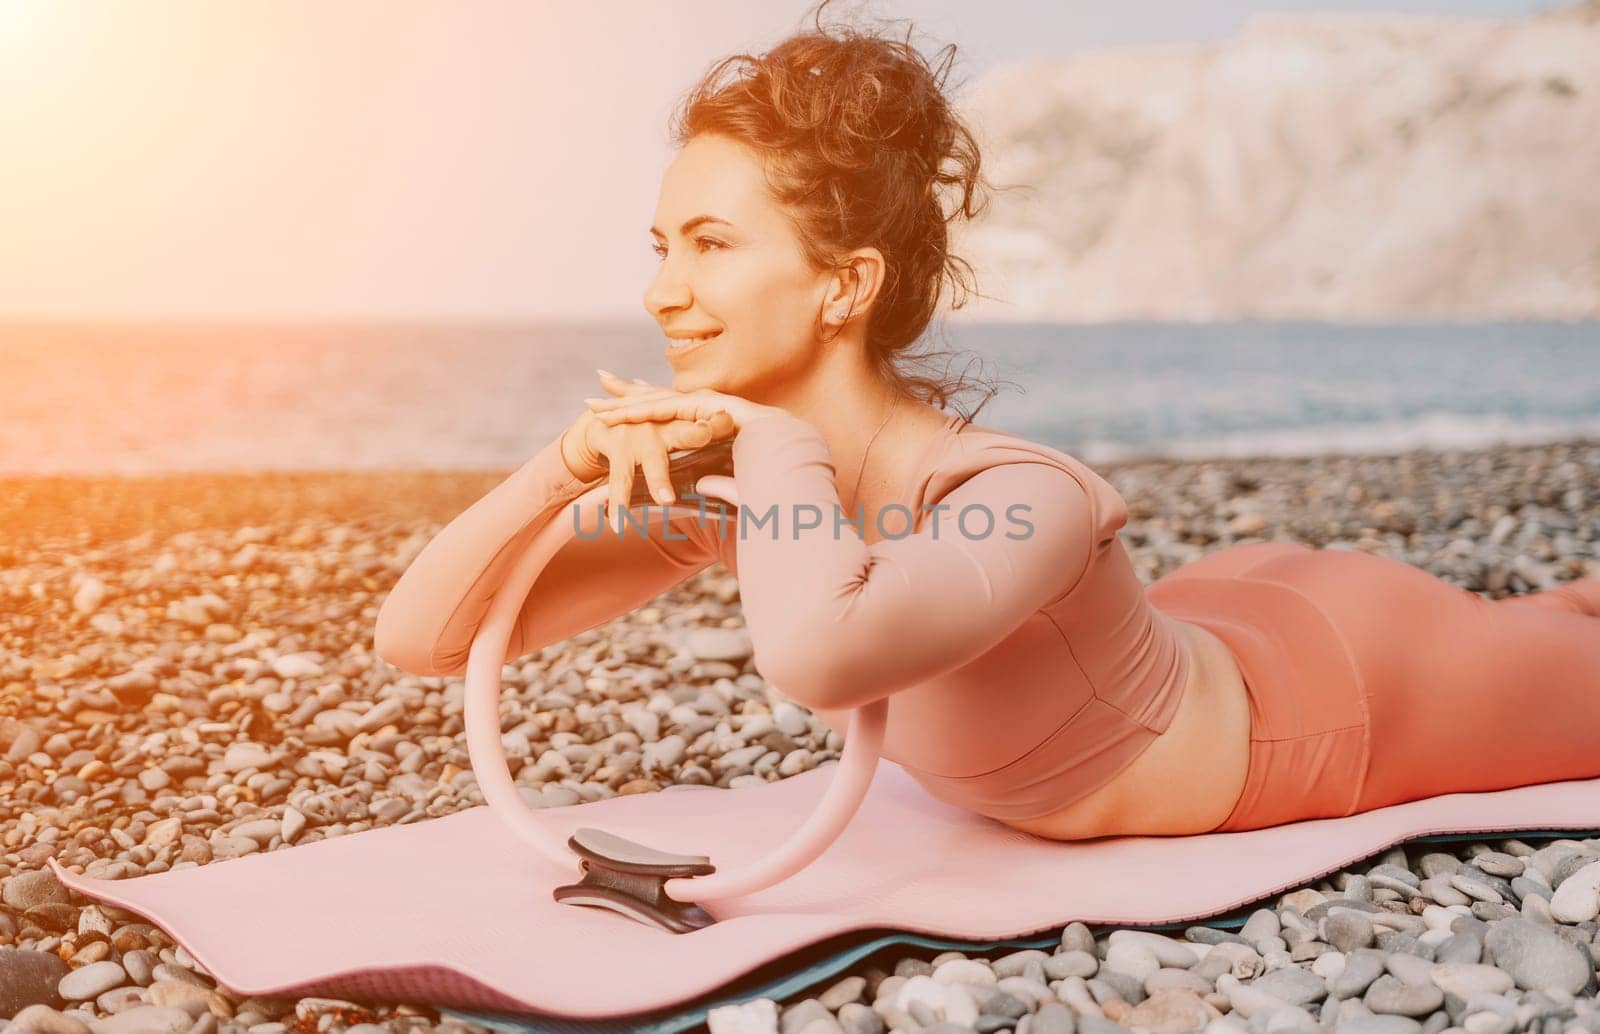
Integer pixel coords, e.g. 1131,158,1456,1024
442,828,1600,1034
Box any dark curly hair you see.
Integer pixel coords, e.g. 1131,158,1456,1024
666,0,1017,419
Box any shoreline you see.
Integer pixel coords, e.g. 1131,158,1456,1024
5,435,1596,564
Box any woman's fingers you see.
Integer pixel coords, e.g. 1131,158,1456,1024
661,418,717,451
606,437,636,535
595,369,660,398
694,474,737,506
585,388,679,411
636,434,676,506
593,408,741,530
703,410,739,440
596,369,672,397
603,424,704,524
588,395,725,427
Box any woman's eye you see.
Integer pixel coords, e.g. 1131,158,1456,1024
651,238,725,261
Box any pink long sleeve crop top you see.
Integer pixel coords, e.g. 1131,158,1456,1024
373,408,1192,822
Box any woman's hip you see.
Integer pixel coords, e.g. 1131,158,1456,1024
1147,564,1373,830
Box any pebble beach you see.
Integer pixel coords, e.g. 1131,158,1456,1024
1,436,1597,1034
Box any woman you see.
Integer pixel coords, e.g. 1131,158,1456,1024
374,7,1600,840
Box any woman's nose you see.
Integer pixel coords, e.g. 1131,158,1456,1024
642,261,691,318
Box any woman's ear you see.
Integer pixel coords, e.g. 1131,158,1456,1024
823,248,886,324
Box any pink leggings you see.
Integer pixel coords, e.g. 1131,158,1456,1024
1146,541,1600,833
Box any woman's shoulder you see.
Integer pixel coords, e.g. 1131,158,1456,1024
915,418,1130,547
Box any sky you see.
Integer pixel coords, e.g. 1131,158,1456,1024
0,0,1568,323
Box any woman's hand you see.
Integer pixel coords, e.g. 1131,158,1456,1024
583,384,788,433
567,370,739,532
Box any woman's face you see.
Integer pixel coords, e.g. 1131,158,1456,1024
644,133,832,399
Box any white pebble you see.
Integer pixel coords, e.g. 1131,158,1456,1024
269,652,323,679
932,958,996,987
58,960,127,1001
1549,859,1600,923
706,997,778,1034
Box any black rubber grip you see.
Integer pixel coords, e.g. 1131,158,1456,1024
620,438,737,520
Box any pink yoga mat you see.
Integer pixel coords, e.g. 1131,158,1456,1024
48,760,1600,1021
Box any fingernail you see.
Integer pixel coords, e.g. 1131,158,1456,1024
654,487,673,504
584,397,604,404
596,368,615,378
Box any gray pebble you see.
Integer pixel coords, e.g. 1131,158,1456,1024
1369,865,1421,888
1449,875,1503,905
1512,877,1552,903
1334,1016,1423,1034
818,976,865,1011
992,950,1051,980
1383,953,1434,987
1333,951,1388,998
980,991,1030,1019
1324,911,1376,953
1092,968,1144,1005
1433,933,1483,965
1484,918,1592,994
1032,1001,1076,1034
1365,974,1443,1016
1045,951,1097,980
836,1002,882,1034
1421,879,1471,908
1306,899,1383,921
1473,853,1524,879
1059,923,1096,955
1251,966,1328,1007
894,958,933,979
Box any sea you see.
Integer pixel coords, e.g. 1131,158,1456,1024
2,320,1597,477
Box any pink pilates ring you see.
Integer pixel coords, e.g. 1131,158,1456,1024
463,476,886,933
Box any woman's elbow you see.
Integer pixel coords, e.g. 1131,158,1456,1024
753,642,878,713
372,616,450,678
372,629,428,677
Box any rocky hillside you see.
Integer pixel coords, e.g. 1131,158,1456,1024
950,2,1600,322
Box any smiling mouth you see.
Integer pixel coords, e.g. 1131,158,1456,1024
665,331,722,358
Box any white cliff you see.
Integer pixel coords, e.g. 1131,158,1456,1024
949,2,1600,322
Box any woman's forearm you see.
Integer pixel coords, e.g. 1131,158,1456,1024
372,432,593,677
373,426,725,678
